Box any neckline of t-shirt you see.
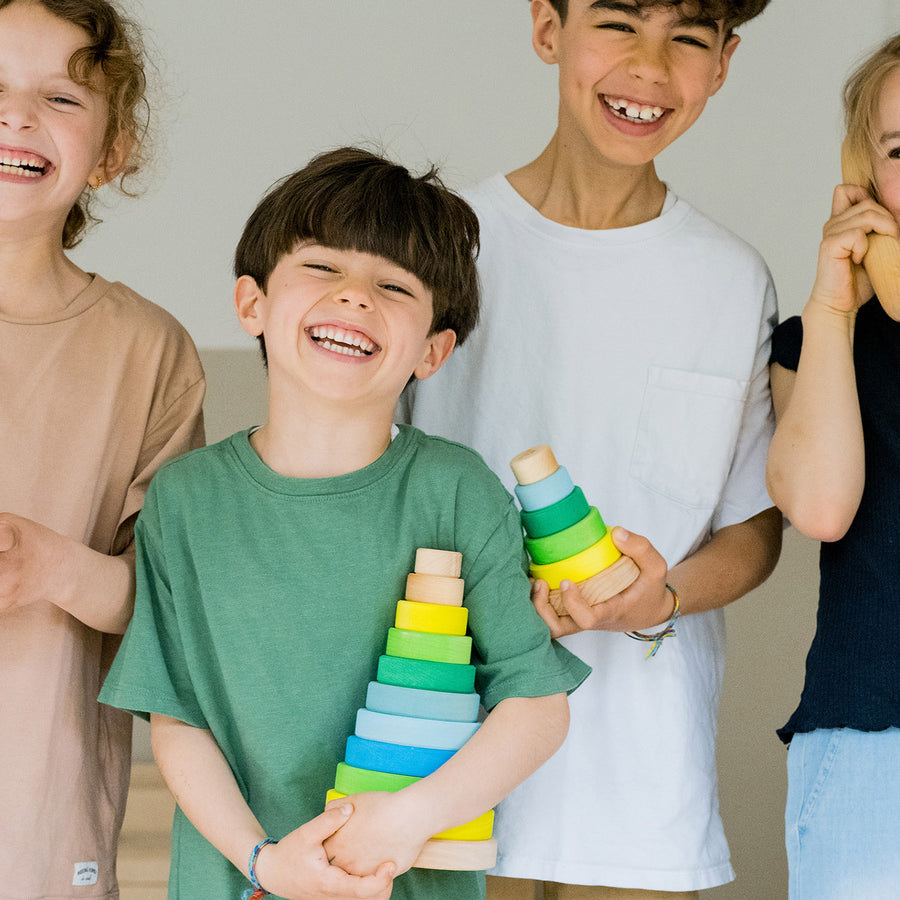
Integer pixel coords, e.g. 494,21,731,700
229,423,416,497
0,273,110,325
484,173,690,247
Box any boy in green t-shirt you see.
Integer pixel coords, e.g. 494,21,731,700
100,147,589,900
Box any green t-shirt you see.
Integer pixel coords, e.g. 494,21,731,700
101,426,589,899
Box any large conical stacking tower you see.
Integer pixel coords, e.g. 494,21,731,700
510,445,639,615
326,547,497,871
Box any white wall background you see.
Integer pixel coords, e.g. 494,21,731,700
74,0,900,345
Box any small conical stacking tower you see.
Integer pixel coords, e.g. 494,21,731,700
327,547,497,871
510,445,639,615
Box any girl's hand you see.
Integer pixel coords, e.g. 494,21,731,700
811,183,900,315
253,804,395,899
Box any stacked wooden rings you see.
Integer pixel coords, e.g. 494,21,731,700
326,547,497,871
510,445,640,616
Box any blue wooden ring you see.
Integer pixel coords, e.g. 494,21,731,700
366,682,481,723
355,708,480,750
514,465,575,511
345,735,454,777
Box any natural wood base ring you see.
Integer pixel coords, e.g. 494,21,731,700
546,555,640,616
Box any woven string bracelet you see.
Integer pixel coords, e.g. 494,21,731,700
626,584,680,659
240,837,277,899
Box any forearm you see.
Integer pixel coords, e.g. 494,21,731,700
766,303,865,539
667,506,782,615
54,542,135,633
151,714,265,876
397,693,569,837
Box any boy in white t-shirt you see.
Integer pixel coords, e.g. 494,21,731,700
402,1,782,897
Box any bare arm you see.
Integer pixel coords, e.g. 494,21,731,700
324,692,569,876
0,514,134,633
765,184,895,541
533,509,782,638
150,714,394,900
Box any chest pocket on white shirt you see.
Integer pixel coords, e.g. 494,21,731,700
630,366,747,511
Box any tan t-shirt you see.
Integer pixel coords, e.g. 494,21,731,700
0,275,205,897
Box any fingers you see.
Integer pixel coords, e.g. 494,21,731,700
530,578,579,638
0,521,16,553
313,802,354,840
610,527,666,582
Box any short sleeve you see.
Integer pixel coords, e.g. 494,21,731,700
770,315,803,373
99,480,207,728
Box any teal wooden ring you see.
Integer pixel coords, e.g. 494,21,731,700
514,465,575,512
345,735,454,777
386,628,472,665
334,761,420,794
525,506,607,565
376,655,476,694
355,708,480,750
366,681,481,723
520,487,590,539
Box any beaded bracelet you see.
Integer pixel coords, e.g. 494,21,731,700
626,584,680,659
240,837,276,900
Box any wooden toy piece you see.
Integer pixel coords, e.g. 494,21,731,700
385,627,473,666
510,444,558,485
546,555,640,616
405,572,465,606
395,599,468,635
842,138,900,319
413,837,498,871
415,548,463,578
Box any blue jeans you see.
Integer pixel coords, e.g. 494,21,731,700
786,727,900,899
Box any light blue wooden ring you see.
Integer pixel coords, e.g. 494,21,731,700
345,735,454,777
514,465,575,511
366,681,481,723
355,708,480,750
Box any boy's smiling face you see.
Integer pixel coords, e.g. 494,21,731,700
533,0,739,169
235,243,455,411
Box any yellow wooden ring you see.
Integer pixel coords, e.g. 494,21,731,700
414,548,462,578
529,530,621,589
405,572,465,606
327,790,494,842
395,600,468,636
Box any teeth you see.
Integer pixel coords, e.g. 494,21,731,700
0,154,46,177
309,325,376,356
605,97,664,123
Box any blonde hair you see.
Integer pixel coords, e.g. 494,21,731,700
0,0,151,248
843,33,900,199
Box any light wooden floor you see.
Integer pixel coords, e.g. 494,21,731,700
118,762,173,900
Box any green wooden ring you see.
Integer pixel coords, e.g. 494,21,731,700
520,487,590,539
334,762,420,794
525,506,607,564
376,655,476,694
386,628,473,665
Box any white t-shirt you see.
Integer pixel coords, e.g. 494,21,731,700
402,174,777,891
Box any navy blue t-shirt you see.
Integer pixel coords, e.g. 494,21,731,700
771,299,900,741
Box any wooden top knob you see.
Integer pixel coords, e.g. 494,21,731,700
414,548,463,578
509,445,558,485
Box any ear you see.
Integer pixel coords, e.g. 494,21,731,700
531,0,562,65
234,275,266,337
413,328,457,381
89,131,133,188
709,33,741,97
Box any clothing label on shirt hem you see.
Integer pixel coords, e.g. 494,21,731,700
73,862,99,886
